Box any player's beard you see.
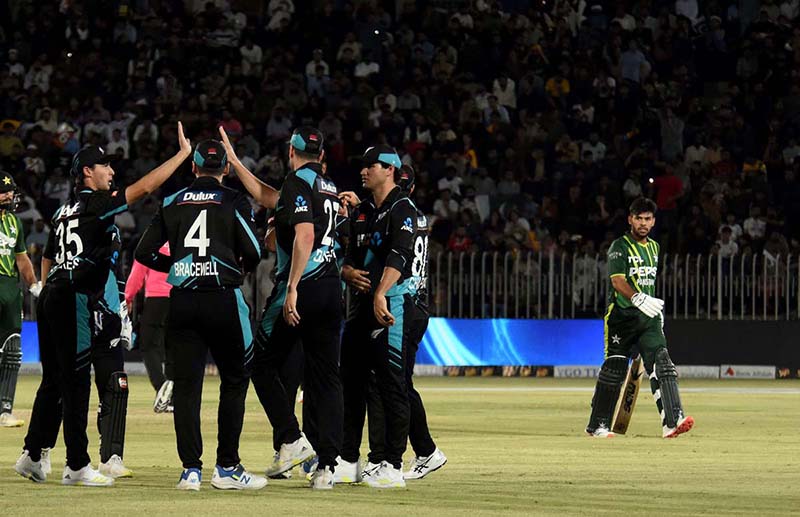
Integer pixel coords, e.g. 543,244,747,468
632,225,651,240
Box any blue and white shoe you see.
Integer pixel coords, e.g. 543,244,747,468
211,464,267,490
176,468,201,491
302,455,319,481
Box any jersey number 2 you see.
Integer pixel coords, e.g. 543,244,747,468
184,209,210,257
322,199,340,247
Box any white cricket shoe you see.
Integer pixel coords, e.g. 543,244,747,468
265,434,315,477
15,450,46,483
365,461,406,489
333,456,361,484
0,412,24,427
360,461,383,483
663,415,695,438
310,465,334,490
40,448,52,475
586,425,615,438
176,468,201,490
404,448,448,480
211,464,267,490
154,380,174,413
99,454,133,478
62,464,114,486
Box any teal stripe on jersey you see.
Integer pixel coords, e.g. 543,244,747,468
386,277,416,297
387,296,404,354
75,293,91,355
163,188,188,207
103,271,121,313
234,288,253,354
260,281,287,339
296,168,317,188
99,203,128,220
235,210,260,255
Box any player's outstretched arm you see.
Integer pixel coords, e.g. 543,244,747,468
218,126,279,209
15,253,38,292
125,122,192,205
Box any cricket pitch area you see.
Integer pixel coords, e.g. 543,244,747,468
1,376,798,516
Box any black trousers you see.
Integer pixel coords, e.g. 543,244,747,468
39,337,126,459
341,294,423,469
251,277,342,469
367,302,436,461
168,288,253,470
273,340,303,452
24,283,93,470
139,296,171,391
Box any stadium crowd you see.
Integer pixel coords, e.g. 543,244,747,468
2,0,800,276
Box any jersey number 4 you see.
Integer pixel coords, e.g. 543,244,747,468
184,209,211,257
54,219,83,264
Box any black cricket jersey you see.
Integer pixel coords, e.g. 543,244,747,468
274,162,340,283
411,208,430,307
44,188,129,293
135,176,261,289
344,186,420,299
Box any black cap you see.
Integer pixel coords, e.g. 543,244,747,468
289,126,324,154
193,139,228,172
0,170,15,193
362,144,402,168
398,164,415,192
71,145,112,177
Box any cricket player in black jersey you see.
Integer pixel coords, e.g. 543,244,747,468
15,123,191,486
135,139,266,491
36,229,134,480
338,146,422,488
364,165,447,480
245,127,343,490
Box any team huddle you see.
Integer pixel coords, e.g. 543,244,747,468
0,122,690,491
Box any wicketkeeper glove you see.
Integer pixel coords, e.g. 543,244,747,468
631,292,664,318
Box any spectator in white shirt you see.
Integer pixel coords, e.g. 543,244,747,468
133,119,159,146
492,76,517,110
719,214,743,241
240,38,263,77
716,226,739,258
106,129,130,159
432,189,460,220
782,138,800,165
743,206,767,241
305,48,329,77
437,167,464,196
581,132,607,161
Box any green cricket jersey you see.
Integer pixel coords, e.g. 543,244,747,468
606,233,660,309
0,210,26,278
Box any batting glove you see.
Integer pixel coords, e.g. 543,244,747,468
631,292,664,318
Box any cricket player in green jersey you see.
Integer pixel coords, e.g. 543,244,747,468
586,198,694,439
0,171,42,427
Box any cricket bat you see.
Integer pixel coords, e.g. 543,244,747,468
612,355,645,434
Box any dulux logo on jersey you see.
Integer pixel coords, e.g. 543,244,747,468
401,217,413,233
180,191,221,204
294,195,308,213
318,179,337,195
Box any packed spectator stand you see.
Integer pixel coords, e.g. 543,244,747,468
2,0,799,319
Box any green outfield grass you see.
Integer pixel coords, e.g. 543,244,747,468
0,375,798,516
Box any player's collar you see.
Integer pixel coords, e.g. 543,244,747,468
294,162,323,174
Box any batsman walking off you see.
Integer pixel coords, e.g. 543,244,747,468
586,197,694,439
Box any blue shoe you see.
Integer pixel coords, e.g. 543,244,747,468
302,455,319,480
211,464,267,490
176,468,201,491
